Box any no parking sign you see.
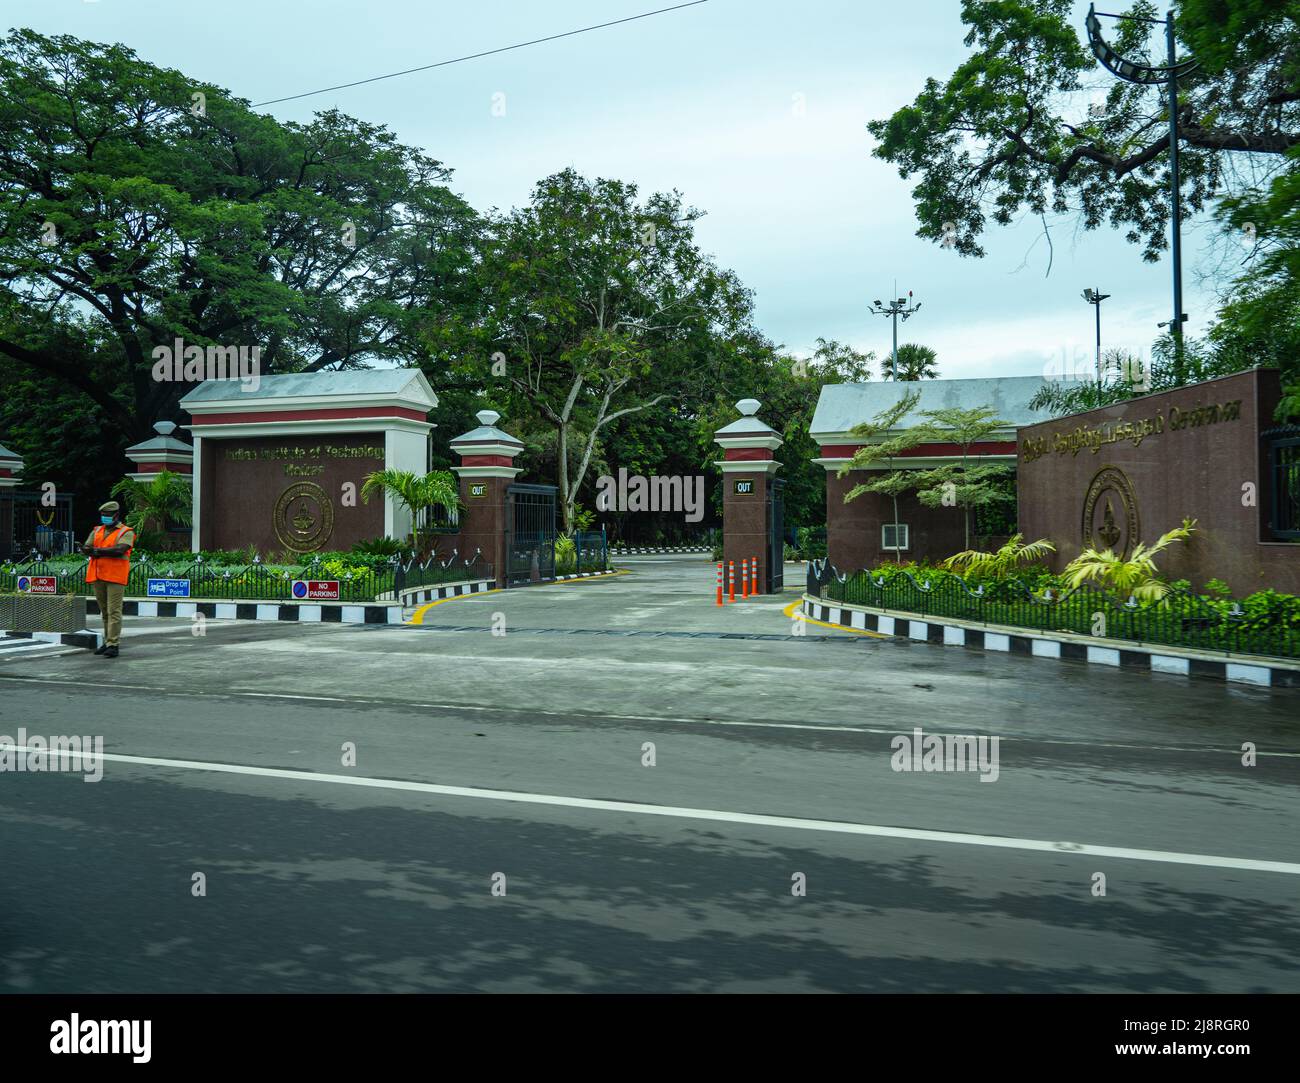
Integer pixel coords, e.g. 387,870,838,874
291,580,340,601
16,575,57,593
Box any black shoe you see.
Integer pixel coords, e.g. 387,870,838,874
94,644,109,655
103,646,119,658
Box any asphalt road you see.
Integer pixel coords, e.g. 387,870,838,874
2,556,1298,992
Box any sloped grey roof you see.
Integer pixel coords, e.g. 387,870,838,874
180,368,434,404
715,415,776,437
0,442,22,463
125,433,192,453
449,423,523,447
810,376,1063,435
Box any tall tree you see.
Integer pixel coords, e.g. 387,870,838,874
868,1,1298,262
481,169,753,531
0,29,484,445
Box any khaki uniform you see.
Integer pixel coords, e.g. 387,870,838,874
84,524,135,646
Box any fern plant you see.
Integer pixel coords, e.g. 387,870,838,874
1062,519,1198,602
942,535,1056,579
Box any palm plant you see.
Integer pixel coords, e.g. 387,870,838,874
943,534,1056,579
892,343,939,381
360,469,460,549
1062,519,1198,602
110,470,193,551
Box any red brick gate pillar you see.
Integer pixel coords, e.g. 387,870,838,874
713,398,783,595
450,410,523,589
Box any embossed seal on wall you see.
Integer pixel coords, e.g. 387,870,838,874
274,481,334,553
1082,466,1140,558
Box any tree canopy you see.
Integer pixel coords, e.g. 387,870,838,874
869,0,1298,261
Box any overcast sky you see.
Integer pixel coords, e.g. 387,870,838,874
13,0,1234,383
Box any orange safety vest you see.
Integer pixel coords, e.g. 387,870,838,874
86,523,133,585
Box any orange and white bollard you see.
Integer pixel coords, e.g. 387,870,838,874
716,562,724,606
751,556,759,596
728,560,736,603
741,558,749,598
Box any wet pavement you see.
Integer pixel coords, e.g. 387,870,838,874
2,555,1297,991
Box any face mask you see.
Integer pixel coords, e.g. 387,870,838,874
100,516,114,526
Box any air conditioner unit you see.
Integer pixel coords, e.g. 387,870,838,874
881,523,909,551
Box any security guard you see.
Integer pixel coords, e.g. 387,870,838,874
82,501,135,658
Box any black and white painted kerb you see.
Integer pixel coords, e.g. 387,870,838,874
89,598,404,624
611,546,710,554
1,629,103,652
553,570,623,582
801,596,1300,688
397,579,494,606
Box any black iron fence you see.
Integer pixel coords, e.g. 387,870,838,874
1265,426,1300,540
568,530,608,575
806,560,1300,660
0,550,491,604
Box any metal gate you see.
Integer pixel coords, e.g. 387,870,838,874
767,477,784,592
505,483,557,586
2,490,75,560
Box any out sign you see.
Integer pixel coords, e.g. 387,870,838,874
733,480,755,495
468,483,488,499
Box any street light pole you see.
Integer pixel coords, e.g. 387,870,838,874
1085,5,1197,385
870,288,923,380
1083,288,1111,383
1165,10,1186,376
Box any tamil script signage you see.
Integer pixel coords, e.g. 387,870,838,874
1021,398,1242,464
291,579,341,601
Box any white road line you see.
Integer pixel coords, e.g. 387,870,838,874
6,745,1299,876
1,675,1297,757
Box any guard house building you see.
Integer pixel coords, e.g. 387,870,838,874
180,370,437,554
810,376,1057,570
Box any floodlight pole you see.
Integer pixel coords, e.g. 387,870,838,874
870,285,922,380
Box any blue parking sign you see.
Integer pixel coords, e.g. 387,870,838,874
146,578,191,598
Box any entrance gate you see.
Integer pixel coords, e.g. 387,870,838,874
505,483,557,586
767,477,784,592
2,490,76,560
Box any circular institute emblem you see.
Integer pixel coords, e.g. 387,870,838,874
273,481,335,553
1081,466,1140,558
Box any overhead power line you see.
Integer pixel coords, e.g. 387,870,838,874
252,1,711,108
